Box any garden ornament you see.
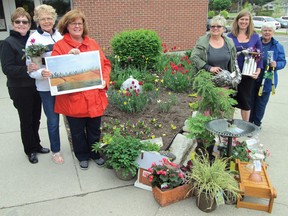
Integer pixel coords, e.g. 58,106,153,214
121,76,142,93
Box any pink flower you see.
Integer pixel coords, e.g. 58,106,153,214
149,175,153,182
151,162,156,167
30,38,35,43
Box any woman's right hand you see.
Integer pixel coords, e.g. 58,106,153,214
210,67,222,74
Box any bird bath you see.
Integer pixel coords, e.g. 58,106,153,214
205,119,259,158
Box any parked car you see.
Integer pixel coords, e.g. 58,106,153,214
274,18,288,28
253,16,281,29
280,16,288,20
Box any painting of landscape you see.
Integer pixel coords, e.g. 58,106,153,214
45,51,103,96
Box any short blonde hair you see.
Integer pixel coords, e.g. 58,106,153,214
210,15,226,27
33,4,57,22
57,9,88,37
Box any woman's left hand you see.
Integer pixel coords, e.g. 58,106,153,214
68,48,80,55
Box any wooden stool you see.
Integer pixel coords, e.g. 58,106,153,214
235,159,277,213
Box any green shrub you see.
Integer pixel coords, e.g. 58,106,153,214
111,29,162,70
208,11,215,18
220,10,229,19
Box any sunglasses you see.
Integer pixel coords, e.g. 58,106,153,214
210,25,223,29
14,20,29,25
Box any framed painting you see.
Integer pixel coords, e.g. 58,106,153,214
45,50,103,96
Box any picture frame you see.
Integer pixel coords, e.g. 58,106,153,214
45,50,103,96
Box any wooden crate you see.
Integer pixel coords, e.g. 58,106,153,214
235,159,277,213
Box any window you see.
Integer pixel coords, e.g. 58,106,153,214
42,0,71,24
0,0,7,31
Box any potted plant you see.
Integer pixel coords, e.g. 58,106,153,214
92,129,160,180
190,152,240,212
186,112,215,160
147,158,192,206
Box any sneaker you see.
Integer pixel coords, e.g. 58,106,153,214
94,157,105,167
79,160,89,170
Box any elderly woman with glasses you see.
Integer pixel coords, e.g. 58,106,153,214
249,22,286,128
48,9,111,170
191,15,238,75
26,4,64,164
0,7,50,164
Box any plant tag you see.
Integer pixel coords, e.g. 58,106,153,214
215,191,225,206
254,160,262,172
230,161,236,171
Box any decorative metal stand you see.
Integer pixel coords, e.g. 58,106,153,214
205,119,259,158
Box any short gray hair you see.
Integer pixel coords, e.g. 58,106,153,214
261,22,276,32
210,15,226,27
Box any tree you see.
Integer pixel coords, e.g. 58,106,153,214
211,0,232,11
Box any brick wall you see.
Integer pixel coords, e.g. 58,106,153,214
73,0,208,54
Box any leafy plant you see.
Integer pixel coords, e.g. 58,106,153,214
111,29,162,70
92,129,159,177
190,152,240,202
24,38,48,58
107,89,155,113
193,70,237,118
186,113,215,148
148,158,185,189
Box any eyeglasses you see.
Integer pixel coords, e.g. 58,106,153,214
39,17,54,22
210,25,223,29
14,20,29,25
69,22,84,27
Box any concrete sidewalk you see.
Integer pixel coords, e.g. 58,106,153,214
1,64,288,216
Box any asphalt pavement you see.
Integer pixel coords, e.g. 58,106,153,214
0,44,288,215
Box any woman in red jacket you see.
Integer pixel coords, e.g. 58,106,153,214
49,9,111,170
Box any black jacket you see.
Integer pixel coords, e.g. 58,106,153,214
0,30,35,87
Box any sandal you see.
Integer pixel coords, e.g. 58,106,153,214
52,152,64,164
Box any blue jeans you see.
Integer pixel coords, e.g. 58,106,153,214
250,90,271,127
39,91,60,153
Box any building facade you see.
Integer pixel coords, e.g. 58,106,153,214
0,0,208,53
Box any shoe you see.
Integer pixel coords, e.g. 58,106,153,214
52,152,64,164
28,153,38,164
37,147,50,154
79,160,89,170
94,157,105,167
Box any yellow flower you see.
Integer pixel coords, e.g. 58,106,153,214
168,92,171,95
155,79,159,83
151,135,155,139
162,133,166,137
188,93,198,97
170,124,177,130
160,79,164,83
156,88,159,91
124,101,127,105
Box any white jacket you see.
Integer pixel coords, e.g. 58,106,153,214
26,28,63,91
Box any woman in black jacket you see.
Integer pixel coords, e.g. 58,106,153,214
0,7,50,164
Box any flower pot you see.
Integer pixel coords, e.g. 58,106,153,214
31,56,42,68
196,192,217,213
114,168,136,181
152,184,192,207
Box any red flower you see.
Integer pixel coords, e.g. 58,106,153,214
138,81,143,85
172,71,175,75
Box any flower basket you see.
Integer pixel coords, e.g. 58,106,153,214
152,184,192,207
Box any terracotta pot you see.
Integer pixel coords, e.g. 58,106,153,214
152,184,192,207
196,192,217,213
114,168,136,181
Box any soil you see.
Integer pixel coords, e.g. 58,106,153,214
102,90,196,150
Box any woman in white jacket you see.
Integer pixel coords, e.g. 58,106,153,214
27,4,63,164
